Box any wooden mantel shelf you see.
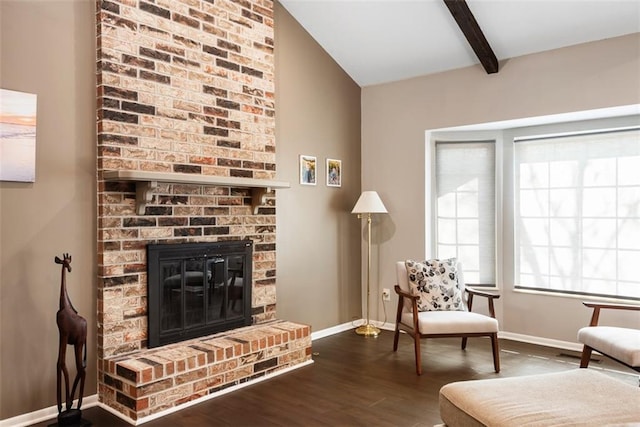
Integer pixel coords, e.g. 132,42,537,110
103,170,290,215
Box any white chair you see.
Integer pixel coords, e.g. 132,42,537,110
577,301,640,373
393,260,500,375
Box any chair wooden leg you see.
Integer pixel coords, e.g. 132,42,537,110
580,345,593,368
461,337,468,350
393,327,400,351
414,335,422,375
491,333,500,373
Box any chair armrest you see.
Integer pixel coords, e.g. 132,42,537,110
583,301,640,326
583,301,640,311
466,287,500,300
465,286,500,318
394,285,421,330
394,284,418,301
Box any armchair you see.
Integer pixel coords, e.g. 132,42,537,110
393,260,500,375
577,301,640,373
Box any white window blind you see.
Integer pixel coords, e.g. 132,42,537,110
435,141,496,285
514,128,640,299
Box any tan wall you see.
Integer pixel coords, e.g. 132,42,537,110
361,33,640,342
0,0,96,419
274,3,363,330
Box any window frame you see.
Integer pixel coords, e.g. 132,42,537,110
428,130,503,289
509,124,640,301
429,114,640,301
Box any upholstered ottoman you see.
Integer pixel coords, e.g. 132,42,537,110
439,369,640,426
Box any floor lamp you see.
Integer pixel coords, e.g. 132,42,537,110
351,191,388,337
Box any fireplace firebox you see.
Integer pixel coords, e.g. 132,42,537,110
147,240,253,348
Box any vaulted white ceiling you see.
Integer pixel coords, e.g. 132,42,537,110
279,0,640,87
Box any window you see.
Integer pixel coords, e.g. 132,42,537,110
435,141,496,285
514,128,640,299
431,118,640,300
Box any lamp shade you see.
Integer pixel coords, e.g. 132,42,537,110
351,191,388,214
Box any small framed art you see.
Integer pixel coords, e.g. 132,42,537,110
299,155,317,185
326,158,341,187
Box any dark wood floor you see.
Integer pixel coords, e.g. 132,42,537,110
33,329,638,426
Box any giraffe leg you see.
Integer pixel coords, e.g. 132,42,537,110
70,340,86,409
78,342,86,409
57,337,71,412
60,353,72,410
56,336,65,413
70,344,80,404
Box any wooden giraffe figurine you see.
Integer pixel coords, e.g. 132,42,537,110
55,253,87,416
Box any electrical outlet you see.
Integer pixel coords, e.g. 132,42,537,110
382,288,391,301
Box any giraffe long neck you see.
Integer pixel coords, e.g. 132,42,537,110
59,267,72,311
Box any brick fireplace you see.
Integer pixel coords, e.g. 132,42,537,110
95,0,311,422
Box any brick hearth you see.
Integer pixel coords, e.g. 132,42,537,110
101,321,311,421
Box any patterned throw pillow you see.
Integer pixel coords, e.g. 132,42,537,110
405,258,464,311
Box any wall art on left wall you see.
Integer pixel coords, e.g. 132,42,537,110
0,88,37,182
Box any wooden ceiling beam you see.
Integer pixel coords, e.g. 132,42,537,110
443,0,499,74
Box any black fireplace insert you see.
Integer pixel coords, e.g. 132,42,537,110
147,240,253,348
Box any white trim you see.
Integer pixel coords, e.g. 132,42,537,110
430,104,639,132
0,395,99,427
378,322,396,332
512,287,640,305
311,320,393,340
316,323,588,353
318,324,587,354
311,322,357,340
499,331,583,352
500,331,639,379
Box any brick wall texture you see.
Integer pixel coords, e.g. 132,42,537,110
101,321,312,421
95,0,280,414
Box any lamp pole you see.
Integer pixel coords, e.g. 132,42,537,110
355,212,380,337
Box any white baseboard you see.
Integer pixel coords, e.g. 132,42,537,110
311,321,586,354
310,319,395,341
499,331,583,353
311,321,357,340
330,322,585,353
0,395,99,427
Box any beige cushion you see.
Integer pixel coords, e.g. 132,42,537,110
401,311,498,335
440,369,640,427
578,326,640,368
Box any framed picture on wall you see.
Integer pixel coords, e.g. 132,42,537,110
326,158,341,187
299,155,317,185
0,88,37,182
